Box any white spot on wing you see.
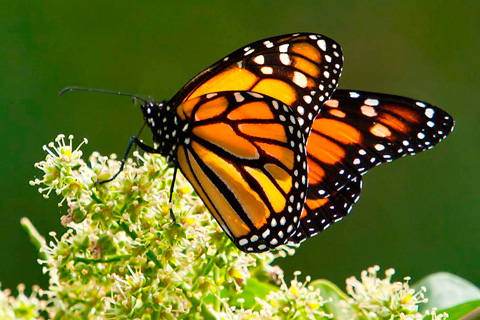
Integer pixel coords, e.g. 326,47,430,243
253,55,264,65
234,92,245,103
317,39,327,51
262,229,270,238
248,92,263,98
261,66,273,75
303,95,312,104
206,93,217,99
364,98,379,106
425,108,435,119
264,40,274,48
279,53,291,65
361,105,377,117
293,72,308,88
279,44,289,53
271,218,277,227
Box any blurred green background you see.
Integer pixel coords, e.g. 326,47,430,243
1,1,478,292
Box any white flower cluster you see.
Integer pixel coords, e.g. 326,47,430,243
10,134,451,320
346,266,448,320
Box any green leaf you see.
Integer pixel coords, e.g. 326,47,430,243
310,279,359,319
413,272,480,311
433,300,480,320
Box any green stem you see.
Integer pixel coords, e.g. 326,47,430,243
75,255,131,263
151,310,160,320
20,217,47,260
180,286,217,320
116,221,161,266
118,220,139,240
197,259,216,280
90,188,103,203
212,267,221,312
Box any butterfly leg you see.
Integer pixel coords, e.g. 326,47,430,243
97,136,178,223
129,138,178,223
96,136,157,185
167,162,179,223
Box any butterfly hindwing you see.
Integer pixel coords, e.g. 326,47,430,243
169,33,344,136
289,177,363,244
174,91,309,252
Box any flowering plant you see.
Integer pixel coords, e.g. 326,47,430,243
3,134,476,319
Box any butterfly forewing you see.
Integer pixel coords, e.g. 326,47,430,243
174,91,308,252
169,33,344,137
290,89,455,243
306,89,455,199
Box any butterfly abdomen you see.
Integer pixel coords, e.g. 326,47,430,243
141,102,188,164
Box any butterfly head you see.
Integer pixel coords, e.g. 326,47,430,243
140,101,187,164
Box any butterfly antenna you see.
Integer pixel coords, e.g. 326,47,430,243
59,86,150,104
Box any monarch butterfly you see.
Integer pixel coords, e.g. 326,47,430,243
62,33,454,253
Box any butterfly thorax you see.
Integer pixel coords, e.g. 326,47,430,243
141,102,188,165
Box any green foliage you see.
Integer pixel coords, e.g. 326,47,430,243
2,134,476,319
413,272,480,312
436,300,480,320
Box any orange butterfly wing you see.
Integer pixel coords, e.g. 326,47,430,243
169,33,344,136
289,89,455,243
174,91,308,252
